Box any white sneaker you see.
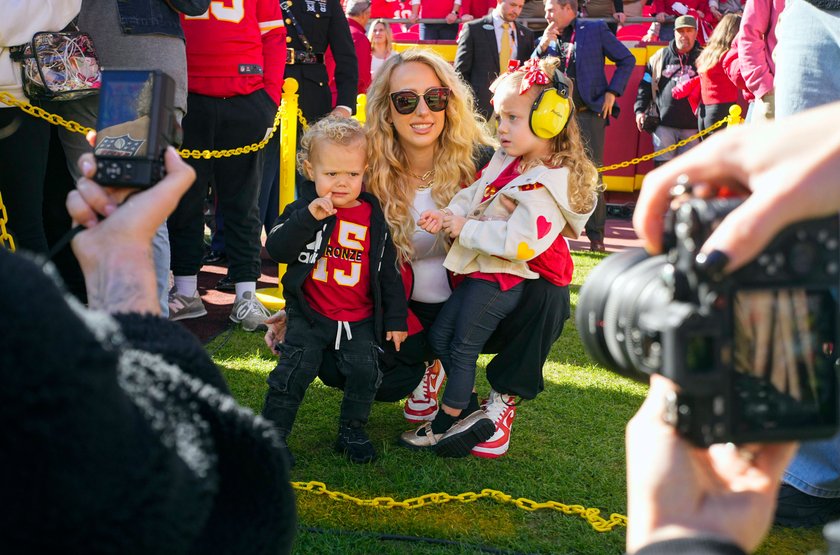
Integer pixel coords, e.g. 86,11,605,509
168,289,207,321
471,389,517,459
404,360,446,422
230,291,271,332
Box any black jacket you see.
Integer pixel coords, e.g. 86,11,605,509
634,40,701,130
281,0,358,120
454,15,535,120
265,185,407,341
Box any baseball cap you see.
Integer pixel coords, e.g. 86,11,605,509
674,15,698,29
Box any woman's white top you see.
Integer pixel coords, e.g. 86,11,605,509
410,188,451,303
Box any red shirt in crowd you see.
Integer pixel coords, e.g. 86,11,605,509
302,201,374,322
181,0,286,104
700,57,739,104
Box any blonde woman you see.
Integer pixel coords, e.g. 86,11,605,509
368,19,397,81
365,48,590,459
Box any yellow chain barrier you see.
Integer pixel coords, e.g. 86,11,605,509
0,92,93,135
597,116,727,173
0,91,287,159
0,191,16,252
291,481,628,533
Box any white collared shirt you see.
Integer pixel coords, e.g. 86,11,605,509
492,12,517,54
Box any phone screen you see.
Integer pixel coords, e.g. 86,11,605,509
94,71,154,158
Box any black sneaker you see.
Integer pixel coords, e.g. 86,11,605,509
335,421,377,464
202,249,227,266
775,484,840,527
434,411,495,458
215,274,235,292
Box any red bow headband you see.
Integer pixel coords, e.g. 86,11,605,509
505,59,551,95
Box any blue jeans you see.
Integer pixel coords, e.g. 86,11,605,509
419,23,458,40
652,125,698,162
428,277,524,410
775,0,840,118
774,0,840,497
784,433,840,498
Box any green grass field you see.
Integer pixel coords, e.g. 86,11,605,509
209,251,824,554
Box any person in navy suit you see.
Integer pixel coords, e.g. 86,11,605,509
533,0,634,252
455,0,536,120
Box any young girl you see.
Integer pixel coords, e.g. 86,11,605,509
672,13,742,136
400,56,599,458
368,19,397,81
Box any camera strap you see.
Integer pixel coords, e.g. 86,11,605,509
279,1,315,53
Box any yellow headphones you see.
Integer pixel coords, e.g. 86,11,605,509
529,70,574,139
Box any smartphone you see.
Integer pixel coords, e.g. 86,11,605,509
94,69,178,188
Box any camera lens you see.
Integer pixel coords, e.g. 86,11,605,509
576,248,671,381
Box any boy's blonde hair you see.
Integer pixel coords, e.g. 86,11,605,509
365,48,496,264
296,115,367,175
490,57,599,215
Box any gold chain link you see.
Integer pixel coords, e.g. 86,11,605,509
597,117,728,173
291,481,628,533
0,191,16,252
0,92,93,135
0,91,284,159
2,91,728,170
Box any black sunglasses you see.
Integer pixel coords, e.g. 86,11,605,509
389,87,451,115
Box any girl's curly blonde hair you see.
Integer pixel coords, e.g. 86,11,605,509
365,48,495,264
490,57,600,215
296,115,367,175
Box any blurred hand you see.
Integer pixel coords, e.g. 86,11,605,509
633,101,840,271
626,375,798,554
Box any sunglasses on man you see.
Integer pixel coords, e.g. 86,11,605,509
389,87,451,115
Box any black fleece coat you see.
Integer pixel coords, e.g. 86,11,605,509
0,250,296,554
265,185,407,341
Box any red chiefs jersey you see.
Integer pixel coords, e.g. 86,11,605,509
181,0,286,103
302,201,374,322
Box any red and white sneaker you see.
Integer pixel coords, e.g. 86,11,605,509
403,360,446,423
471,390,516,459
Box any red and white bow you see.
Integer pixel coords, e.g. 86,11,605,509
505,59,551,95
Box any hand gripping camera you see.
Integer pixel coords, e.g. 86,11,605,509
576,195,840,446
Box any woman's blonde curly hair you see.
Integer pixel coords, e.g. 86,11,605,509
365,48,495,264
490,56,600,215
296,115,366,176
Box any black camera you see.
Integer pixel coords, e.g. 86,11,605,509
94,69,179,188
576,196,840,446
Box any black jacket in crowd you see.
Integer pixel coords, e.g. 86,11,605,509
634,40,702,130
265,184,407,342
281,0,358,120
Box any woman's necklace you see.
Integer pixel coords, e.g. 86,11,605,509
410,168,435,190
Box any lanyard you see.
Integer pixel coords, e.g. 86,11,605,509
560,30,575,74
280,1,314,53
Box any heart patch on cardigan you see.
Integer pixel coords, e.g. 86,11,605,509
536,216,551,239
516,242,535,259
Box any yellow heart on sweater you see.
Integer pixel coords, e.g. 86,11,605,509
516,242,535,259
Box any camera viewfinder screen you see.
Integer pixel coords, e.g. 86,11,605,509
94,72,153,158
732,288,838,433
